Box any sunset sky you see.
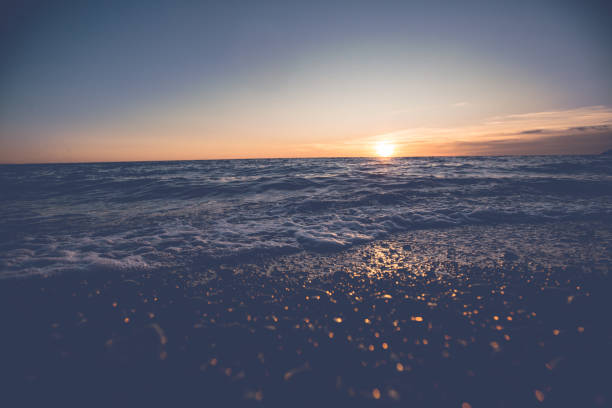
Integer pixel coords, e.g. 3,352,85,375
1,0,611,163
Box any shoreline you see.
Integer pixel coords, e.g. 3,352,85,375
1,221,610,407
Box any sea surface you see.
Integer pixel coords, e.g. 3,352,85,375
1,155,611,278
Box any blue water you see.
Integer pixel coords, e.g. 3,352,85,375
1,155,611,278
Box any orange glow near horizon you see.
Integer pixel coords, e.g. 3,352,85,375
1,106,611,163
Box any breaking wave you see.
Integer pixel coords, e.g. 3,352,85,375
1,155,611,277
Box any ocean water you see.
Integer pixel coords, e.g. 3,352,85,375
1,155,611,278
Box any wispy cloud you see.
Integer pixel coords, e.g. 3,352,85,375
295,106,612,157
518,129,544,135
368,105,612,155
447,132,612,156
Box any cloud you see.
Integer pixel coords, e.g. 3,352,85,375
368,105,612,155
569,125,610,132
518,129,544,134
446,131,612,156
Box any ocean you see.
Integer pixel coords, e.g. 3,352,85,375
1,155,611,278
2,155,612,407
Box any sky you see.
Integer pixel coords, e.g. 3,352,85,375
1,0,611,163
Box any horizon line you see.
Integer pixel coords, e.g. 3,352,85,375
1,151,609,166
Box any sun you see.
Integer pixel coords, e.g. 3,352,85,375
375,141,395,157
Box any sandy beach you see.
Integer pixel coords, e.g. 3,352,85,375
1,221,609,407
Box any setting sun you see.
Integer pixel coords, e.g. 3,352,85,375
375,141,395,157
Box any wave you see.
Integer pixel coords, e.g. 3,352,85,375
1,155,611,278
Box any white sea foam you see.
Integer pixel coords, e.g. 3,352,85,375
1,156,611,278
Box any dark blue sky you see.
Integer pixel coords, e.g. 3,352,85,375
1,0,611,162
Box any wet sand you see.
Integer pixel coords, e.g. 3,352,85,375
1,221,610,407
